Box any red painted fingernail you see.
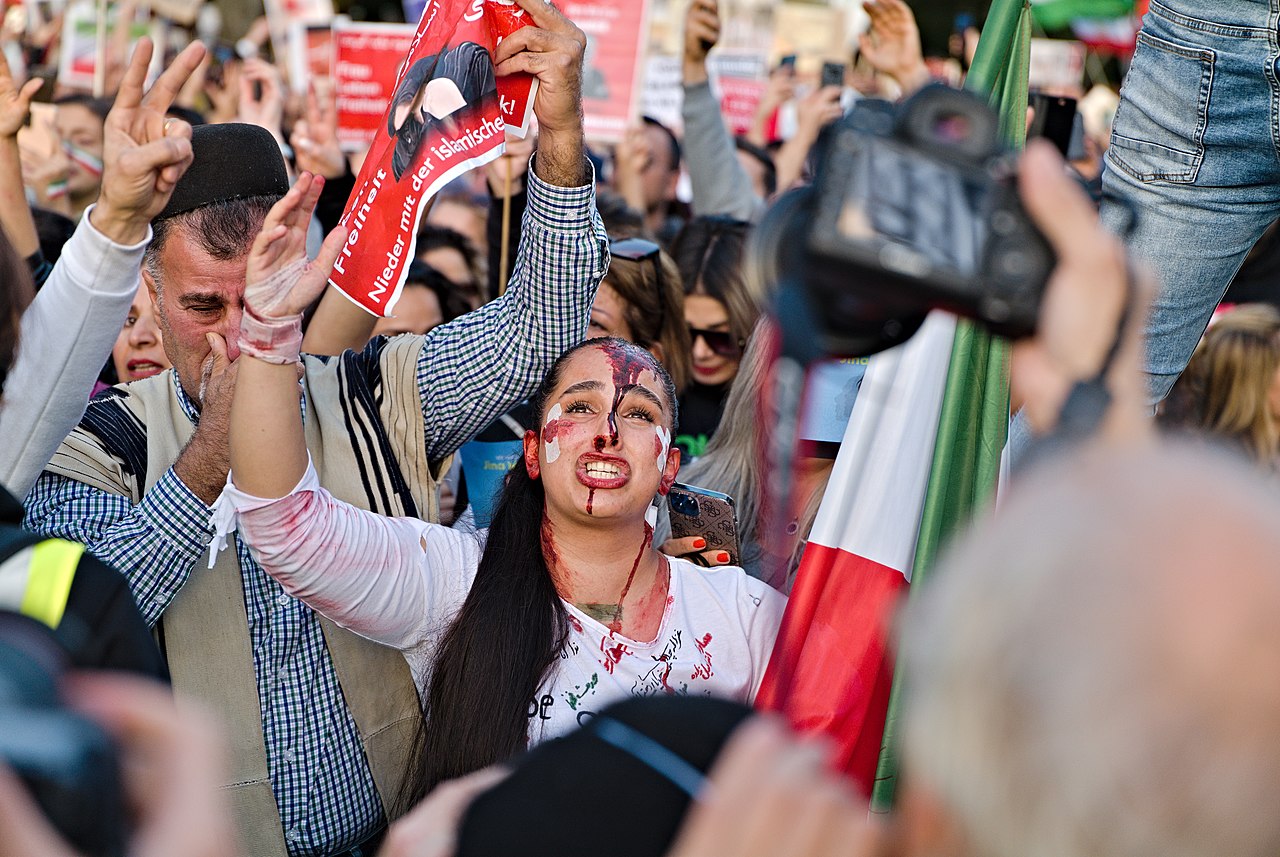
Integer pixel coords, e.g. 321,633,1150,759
717,552,730,563
693,538,707,549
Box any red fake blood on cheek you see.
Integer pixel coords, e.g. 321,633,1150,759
542,417,571,444
608,522,655,634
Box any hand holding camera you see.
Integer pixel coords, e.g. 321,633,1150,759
753,84,1150,439
1011,141,1153,442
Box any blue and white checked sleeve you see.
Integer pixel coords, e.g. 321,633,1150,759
24,468,212,627
416,164,610,461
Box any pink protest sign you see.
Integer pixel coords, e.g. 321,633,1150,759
718,75,765,137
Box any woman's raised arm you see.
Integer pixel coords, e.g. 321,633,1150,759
228,172,347,498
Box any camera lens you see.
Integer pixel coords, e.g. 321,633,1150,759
931,111,972,145
670,493,698,516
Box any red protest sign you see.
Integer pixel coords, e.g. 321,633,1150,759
334,22,417,153
305,25,334,79
563,0,649,143
329,0,537,317
718,76,765,137
487,0,537,136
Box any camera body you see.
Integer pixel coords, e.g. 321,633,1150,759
0,613,127,857
752,85,1055,358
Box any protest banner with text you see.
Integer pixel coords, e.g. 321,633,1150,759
264,0,333,89
329,0,537,317
334,21,417,152
288,21,339,92
563,0,648,143
58,1,159,91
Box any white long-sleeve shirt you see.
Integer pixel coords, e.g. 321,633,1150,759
217,461,786,743
1,208,147,497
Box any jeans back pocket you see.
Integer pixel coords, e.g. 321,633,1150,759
1108,30,1214,183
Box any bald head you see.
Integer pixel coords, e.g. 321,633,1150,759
899,442,1280,857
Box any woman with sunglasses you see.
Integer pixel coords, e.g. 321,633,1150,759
214,189,786,809
670,216,760,460
589,236,692,394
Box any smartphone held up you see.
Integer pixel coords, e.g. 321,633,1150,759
668,483,742,567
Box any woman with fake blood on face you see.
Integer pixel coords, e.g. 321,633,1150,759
221,336,786,810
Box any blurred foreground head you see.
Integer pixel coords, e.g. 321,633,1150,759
900,442,1280,857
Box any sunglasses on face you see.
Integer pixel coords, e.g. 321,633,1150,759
688,326,745,358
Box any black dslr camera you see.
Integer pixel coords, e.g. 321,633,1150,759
0,613,127,857
751,85,1055,358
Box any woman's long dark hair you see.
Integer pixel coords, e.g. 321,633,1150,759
400,338,678,807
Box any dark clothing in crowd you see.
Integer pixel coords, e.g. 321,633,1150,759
1224,220,1280,309
0,486,166,678
487,185,528,298
676,381,730,461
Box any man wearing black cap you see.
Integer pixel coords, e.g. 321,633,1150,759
25,2,605,855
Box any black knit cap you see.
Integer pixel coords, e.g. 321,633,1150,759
154,123,289,222
457,696,752,857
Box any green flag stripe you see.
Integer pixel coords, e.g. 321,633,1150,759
1031,0,1134,31
869,0,1030,813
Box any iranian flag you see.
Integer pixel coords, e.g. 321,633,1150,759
1030,0,1132,30
755,314,958,796
755,0,1029,804
1031,0,1139,53
1069,17,1139,54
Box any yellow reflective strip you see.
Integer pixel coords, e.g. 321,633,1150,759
19,540,83,629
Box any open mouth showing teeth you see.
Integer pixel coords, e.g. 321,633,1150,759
585,463,622,478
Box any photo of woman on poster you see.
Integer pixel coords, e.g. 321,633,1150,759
388,40,498,180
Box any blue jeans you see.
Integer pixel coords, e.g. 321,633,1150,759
1101,0,1280,403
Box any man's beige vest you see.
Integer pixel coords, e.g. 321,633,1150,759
47,337,440,856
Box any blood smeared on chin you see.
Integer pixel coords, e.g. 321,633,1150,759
586,488,595,515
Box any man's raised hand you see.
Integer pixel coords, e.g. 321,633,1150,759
859,0,930,94
292,81,346,180
92,38,206,245
493,0,589,186
683,0,721,83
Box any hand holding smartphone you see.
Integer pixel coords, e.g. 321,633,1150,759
667,483,742,567
821,61,846,90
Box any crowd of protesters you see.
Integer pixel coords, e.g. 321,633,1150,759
2,0,1280,856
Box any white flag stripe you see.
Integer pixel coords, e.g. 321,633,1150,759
808,312,956,580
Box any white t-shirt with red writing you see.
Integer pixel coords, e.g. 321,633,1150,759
220,461,787,743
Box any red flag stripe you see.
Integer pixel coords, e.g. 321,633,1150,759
756,544,908,797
